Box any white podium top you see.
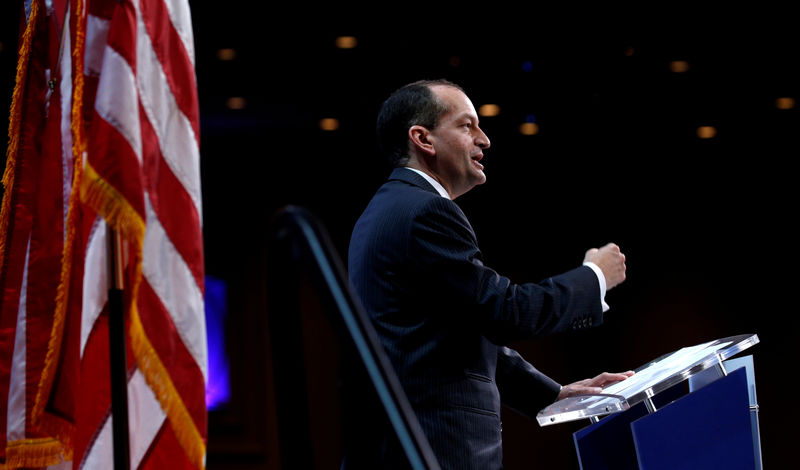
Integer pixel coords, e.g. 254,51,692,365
536,334,760,426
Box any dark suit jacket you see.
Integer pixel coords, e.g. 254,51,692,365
343,167,603,469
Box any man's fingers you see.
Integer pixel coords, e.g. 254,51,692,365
559,370,636,400
602,242,620,252
592,370,635,386
560,384,602,399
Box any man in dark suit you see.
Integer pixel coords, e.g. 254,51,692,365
343,79,630,469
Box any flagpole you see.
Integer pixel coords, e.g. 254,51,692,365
107,225,131,470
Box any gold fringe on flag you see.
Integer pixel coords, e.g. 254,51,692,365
0,0,40,273
79,162,146,243
2,438,67,470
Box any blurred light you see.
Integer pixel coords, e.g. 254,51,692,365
776,97,795,110
478,104,500,117
217,48,236,61
0,42,4,52
522,60,533,72
624,46,635,57
319,118,340,131
205,275,231,410
669,60,690,73
525,114,537,123
697,126,716,139
226,97,246,110
519,122,539,135
335,36,357,49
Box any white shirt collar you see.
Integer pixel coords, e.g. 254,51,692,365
403,167,451,199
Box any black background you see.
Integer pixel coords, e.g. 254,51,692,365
2,4,798,469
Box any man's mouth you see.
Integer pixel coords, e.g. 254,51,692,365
472,154,484,170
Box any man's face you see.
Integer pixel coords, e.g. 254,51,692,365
428,85,491,199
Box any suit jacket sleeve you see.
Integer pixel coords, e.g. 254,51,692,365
496,346,561,417
410,193,603,346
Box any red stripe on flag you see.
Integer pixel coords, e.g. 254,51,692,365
81,75,100,130
104,0,137,69
87,114,146,219
140,421,195,470
87,0,117,20
71,306,111,467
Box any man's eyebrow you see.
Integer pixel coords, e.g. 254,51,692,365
456,112,478,123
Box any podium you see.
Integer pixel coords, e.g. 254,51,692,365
536,334,761,469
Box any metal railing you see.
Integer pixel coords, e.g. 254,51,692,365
267,205,440,470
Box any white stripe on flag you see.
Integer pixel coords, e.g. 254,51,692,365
84,14,110,77
59,11,73,235
142,194,207,380
6,236,31,441
80,217,107,357
95,46,143,162
128,369,167,466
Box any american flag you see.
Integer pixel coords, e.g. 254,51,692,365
0,0,207,468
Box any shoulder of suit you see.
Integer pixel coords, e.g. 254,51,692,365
388,168,442,195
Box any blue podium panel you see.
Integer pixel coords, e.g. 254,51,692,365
689,355,762,469
573,383,688,470
631,367,754,470
573,403,648,470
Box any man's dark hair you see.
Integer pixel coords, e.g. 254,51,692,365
376,79,463,167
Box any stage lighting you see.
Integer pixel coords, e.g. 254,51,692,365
319,118,340,131
669,60,690,73
479,104,500,117
335,36,357,49
519,122,539,135
697,126,716,139
217,48,236,61
225,97,246,110
776,97,795,110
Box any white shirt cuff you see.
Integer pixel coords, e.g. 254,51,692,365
583,261,610,312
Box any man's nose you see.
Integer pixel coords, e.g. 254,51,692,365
476,128,490,149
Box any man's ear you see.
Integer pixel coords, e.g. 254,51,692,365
409,125,435,157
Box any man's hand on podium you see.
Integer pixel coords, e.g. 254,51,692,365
557,371,635,400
